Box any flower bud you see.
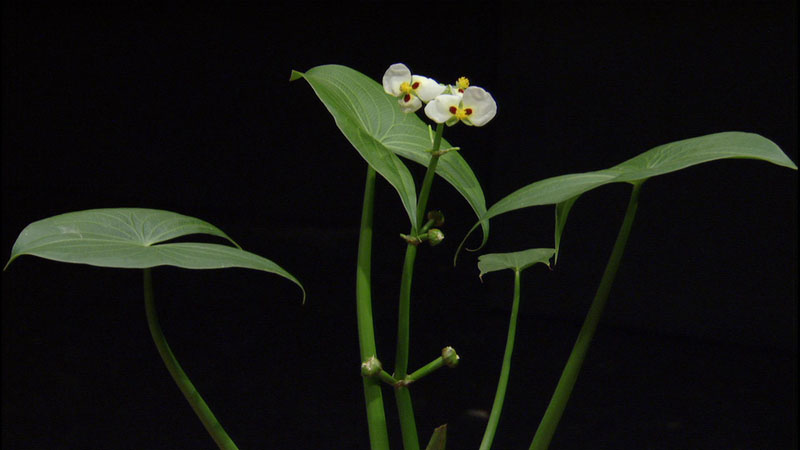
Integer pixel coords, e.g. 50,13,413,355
427,210,445,227
441,346,460,368
427,229,445,246
361,356,383,377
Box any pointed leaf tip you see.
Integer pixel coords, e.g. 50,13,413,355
424,424,447,450
289,70,304,82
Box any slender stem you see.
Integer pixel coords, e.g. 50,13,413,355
356,166,392,450
530,180,644,450
143,268,239,450
394,243,420,450
394,122,446,450
405,357,445,384
479,269,522,450
415,123,445,233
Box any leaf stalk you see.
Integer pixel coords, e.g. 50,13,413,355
529,180,644,450
143,268,239,450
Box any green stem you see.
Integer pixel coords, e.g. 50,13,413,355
356,166,391,450
395,243,420,450
394,122,446,450
405,357,445,384
529,180,644,450
143,268,238,450
415,123,445,233
479,269,522,450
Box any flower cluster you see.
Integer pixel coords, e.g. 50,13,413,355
382,63,497,127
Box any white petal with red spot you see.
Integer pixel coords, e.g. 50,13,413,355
424,95,462,124
461,87,497,127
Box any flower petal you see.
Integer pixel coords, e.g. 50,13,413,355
411,75,446,102
399,94,422,113
424,94,461,124
383,63,412,97
461,87,497,126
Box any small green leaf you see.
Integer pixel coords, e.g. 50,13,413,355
294,65,489,242
424,424,447,450
462,132,797,257
478,248,555,279
6,208,304,301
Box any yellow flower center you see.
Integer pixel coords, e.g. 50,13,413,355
449,105,473,120
400,80,420,94
455,77,470,93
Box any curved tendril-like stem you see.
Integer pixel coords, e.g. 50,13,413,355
356,166,392,450
530,180,644,450
394,122,446,450
479,269,522,450
142,268,239,450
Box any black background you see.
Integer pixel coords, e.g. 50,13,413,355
2,2,797,449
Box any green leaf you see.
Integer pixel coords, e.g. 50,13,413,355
463,132,797,258
293,65,489,242
5,208,305,301
478,248,555,279
424,424,447,450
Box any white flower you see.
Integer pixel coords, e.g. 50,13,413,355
383,63,445,113
424,86,497,126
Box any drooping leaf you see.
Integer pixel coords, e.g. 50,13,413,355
5,208,305,301
293,65,489,242
462,132,797,258
478,248,555,279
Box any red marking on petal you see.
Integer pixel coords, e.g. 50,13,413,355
412,82,420,89
465,108,473,115
404,94,411,102
449,106,458,114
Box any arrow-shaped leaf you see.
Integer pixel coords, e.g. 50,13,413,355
293,65,489,242
478,248,555,279
462,132,796,259
6,208,304,300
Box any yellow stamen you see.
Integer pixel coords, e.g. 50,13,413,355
455,77,470,91
454,107,472,120
400,81,414,94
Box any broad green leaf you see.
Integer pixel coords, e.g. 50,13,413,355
478,248,555,279
463,132,797,258
292,65,489,242
5,208,304,300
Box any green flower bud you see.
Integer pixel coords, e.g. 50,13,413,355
441,346,459,368
361,356,383,377
427,228,445,246
427,210,445,227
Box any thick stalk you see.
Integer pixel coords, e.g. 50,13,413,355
529,180,644,450
143,268,238,450
356,166,392,450
394,122,445,450
479,269,522,450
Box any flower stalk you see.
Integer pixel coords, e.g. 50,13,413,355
394,121,446,450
